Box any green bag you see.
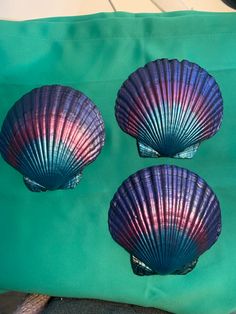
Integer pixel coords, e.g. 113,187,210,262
0,11,235,314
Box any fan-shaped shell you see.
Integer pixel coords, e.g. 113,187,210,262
108,165,221,276
115,59,223,158
0,85,105,191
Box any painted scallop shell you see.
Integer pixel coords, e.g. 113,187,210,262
108,165,221,276
115,59,223,158
0,85,105,191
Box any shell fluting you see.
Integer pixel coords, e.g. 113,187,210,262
108,165,221,276
0,85,105,191
115,59,223,158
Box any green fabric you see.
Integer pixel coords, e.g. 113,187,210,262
0,11,235,314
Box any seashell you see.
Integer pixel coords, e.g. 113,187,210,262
0,85,105,192
108,165,221,276
115,59,223,158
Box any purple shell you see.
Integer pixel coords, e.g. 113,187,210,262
108,165,221,276
0,85,105,191
115,59,223,159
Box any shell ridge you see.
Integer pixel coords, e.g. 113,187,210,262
42,86,55,178
56,91,88,177
161,167,169,269
0,85,105,191
54,86,83,181
41,86,51,178
127,175,156,265
167,168,208,269
115,100,142,136
73,106,102,150
170,60,179,140
153,62,167,143
37,88,48,179
192,99,223,138
173,63,189,134
115,59,223,158
150,169,163,268
163,167,194,269
173,64,204,147
172,167,185,258
166,61,174,139
172,61,191,138
108,165,221,275
151,167,165,269
116,95,159,146
138,169,161,271
49,87,102,188
177,176,216,257
47,86,59,178
53,86,77,180
192,192,220,248
175,171,200,258
172,93,218,149
171,60,182,139
28,87,54,190
131,72,164,144
159,166,170,268
56,91,104,185
172,167,185,257
153,61,166,145
175,71,221,146
161,61,196,156
111,175,157,269
58,99,90,175
47,86,68,187
63,120,104,173
18,93,43,180
168,167,178,262
111,184,144,251
11,98,34,171
0,111,33,172
32,89,48,180
128,70,165,145
184,89,219,137
125,78,152,126
111,184,150,261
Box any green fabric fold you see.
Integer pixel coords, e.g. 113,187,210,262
0,11,235,314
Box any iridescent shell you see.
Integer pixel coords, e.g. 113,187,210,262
108,165,221,276
115,59,223,158
0,85,105,191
